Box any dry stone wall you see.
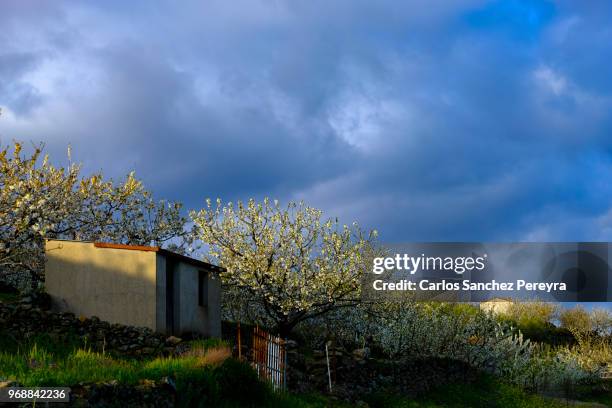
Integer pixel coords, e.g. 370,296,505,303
0,292,182,358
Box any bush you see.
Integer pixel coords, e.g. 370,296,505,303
503,344,596,393
557,333,612,375
215,358,269,406
494,301,575,345
299,300,599,393
590,308,612,336
560,306,591,335
176,358,270,407
505,301,558,325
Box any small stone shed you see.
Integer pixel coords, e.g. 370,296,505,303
45,239,222,337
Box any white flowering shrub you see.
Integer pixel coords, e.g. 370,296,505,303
301,300,597,392
556,333,611,377
505,344,598,392
368,303,532,372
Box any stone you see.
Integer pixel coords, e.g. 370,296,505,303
145,337,162,347
0,301,182,362
160,376,176,391
165,335,182,345
352,347,370,360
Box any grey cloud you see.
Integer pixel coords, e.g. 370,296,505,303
1,0,612,242
0,53,43,115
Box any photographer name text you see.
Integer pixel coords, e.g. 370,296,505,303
372,279,567,292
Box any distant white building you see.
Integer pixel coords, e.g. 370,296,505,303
479,297,513,315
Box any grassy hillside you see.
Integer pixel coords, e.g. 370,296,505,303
2,333,605,408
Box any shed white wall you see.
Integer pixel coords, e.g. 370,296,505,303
45,240,158,330
45,240,221,337
173,260,221,337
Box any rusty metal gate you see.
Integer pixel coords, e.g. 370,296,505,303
252,326,287,391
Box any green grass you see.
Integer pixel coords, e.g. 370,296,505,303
0,292,19,303
0,330,83,358
0,345,208,386
0,334,298,407
284,376,580,408
414,375,571,408
0,335,603,407
186,337,228,351
252,375,582,408
0,348,595,408
575,379,612,407
0,341,272,407
0,336,229,387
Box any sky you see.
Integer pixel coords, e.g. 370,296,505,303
1,0,612,245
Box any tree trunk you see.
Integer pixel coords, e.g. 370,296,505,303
276,320,295,338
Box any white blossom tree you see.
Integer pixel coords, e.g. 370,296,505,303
191,198,377,336
0,141,192,289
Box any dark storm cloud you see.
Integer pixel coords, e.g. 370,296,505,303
1,0,612,242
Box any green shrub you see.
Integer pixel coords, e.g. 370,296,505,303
174,359,269,407
560,306,592,335
215,358,268,406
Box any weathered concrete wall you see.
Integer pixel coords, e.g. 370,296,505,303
45,240,158,330
174,261,221,337
155,255,167,333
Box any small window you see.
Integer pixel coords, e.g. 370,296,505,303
198,270,209,307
